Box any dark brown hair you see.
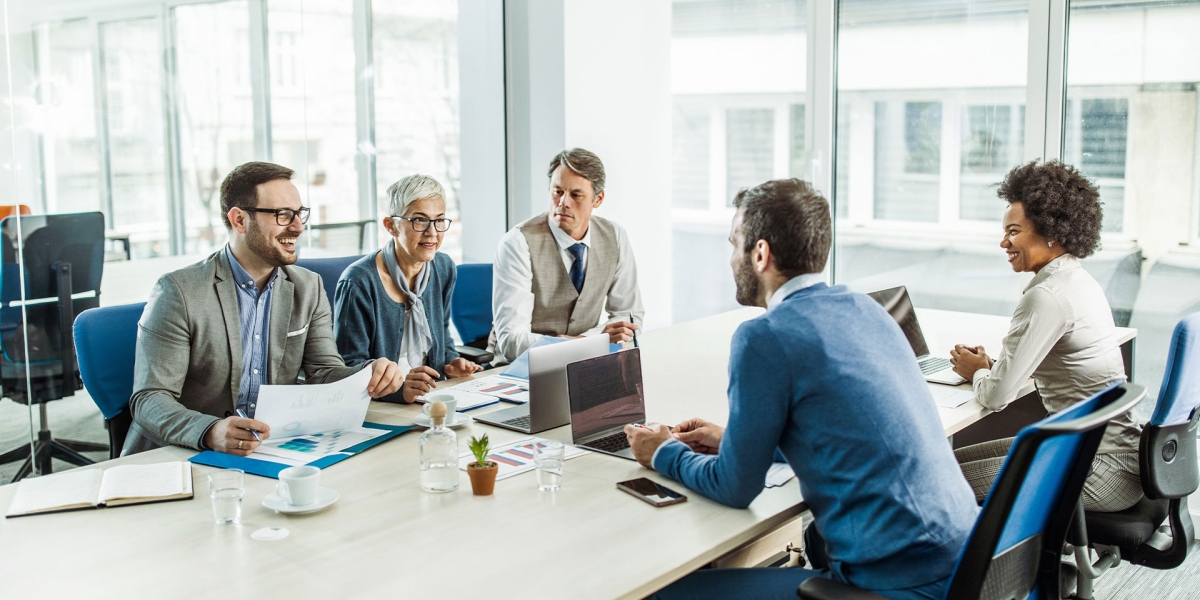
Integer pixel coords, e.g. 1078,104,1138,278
219,161,295,229
733,179,832,277
997,160,1103,258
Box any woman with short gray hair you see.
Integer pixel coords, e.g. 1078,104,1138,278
334,174,481,403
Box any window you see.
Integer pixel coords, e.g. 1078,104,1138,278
960,104,1024,221
904,101,942,175
672,102,710,210
725,108,774,203
1064,97,1129,233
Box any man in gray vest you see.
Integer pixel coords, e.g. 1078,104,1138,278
491,148,644,364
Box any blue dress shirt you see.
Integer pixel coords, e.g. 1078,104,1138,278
226,247,277,417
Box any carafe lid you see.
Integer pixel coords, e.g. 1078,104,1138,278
428,401,447,426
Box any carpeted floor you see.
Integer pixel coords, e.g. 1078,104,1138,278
2,393,1198,598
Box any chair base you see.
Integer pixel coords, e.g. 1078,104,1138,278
0,429,107,483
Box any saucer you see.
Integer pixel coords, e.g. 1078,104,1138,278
262,487,339,515
412,412,473,429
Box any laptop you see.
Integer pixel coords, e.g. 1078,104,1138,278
867,286,967,386
475,335,610,434
565,348,646,460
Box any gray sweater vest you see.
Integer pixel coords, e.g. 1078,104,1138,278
519,212,619,336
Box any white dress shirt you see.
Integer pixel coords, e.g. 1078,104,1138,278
971,254,1139,453
492,214,644,363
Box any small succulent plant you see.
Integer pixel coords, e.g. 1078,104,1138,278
468,434,493,467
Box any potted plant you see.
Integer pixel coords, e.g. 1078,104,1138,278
467,434,498,496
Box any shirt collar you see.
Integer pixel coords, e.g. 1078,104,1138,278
1023,253,1078,293
225,246,279,292
767,273,826,310
547,214,591,250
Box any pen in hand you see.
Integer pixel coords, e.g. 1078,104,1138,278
631,314,639,349
235,409,263,442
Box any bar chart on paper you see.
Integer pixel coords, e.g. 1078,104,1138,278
458,438,587,480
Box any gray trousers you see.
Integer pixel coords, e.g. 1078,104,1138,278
954,437,1143,513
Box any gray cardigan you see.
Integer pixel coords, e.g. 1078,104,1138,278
334,251,459,403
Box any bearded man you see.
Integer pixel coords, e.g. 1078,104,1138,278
124,162,403,456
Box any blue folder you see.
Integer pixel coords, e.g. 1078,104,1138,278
189,422,412,479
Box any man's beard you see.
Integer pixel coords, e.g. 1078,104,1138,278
246,218,295,267
733,254,759,307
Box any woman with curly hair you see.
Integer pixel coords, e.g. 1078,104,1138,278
948,159,1142,512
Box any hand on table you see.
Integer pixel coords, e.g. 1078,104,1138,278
602,320,638,344
367,358,405,398
949,344,993,380
623,423,673,469
672,418,724,455
401,366,441,404
206,416,270,456
443,357,483,379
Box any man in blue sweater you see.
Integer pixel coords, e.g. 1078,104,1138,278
625,179,978,600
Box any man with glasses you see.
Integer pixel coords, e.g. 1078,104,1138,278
124,161,405,456
490,148,644,364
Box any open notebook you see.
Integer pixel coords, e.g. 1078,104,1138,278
6,461,193,518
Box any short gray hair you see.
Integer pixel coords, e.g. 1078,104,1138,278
547,148,605,195
385,174,445,216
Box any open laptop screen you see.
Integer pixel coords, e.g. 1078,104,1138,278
866,286,930,358
566,349,646,441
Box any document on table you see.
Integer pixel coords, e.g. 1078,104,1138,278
416,387,500,411
253,426,392,463
458,437,588,480
764,462,796,488
451,375,531,404
253,367,373,438
930,386,975,409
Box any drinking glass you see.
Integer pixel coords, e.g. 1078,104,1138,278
209,469,245,524
534,441,564,492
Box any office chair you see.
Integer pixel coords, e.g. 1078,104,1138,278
798,382,1146,600
1067,312,1199,599
295,254,363,306
0,212,109,482
73,303,145,460
450,263,494,364
0,205,31,220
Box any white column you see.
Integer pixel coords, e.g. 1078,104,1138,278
561,0,673,327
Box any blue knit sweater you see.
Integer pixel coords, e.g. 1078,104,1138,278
653,283,978,593
333,251,460,403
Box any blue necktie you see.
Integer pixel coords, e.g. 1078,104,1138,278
568,243,586,293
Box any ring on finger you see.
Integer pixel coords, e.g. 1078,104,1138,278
238,440,243,449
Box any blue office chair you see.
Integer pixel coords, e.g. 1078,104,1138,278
1069,312,1200,598
295,255,363,307
73,303,145,459
451,263,494,364
798,382,1146,600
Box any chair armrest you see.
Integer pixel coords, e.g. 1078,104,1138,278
797,578,890,600
455,345,494,365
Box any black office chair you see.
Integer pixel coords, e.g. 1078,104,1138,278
1066,312,1199,599
798,383,1146,600
0,212,109,481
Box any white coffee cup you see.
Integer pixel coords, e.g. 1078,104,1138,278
276,465,321,507
422,394,458,418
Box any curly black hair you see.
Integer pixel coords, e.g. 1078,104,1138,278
997,160,1103,258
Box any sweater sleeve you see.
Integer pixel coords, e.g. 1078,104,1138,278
652,320,791,509
333,274,376,368
439,255,460,370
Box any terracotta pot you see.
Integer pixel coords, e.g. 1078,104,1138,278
467,462,499,496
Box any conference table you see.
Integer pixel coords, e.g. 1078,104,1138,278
0,307,1135,599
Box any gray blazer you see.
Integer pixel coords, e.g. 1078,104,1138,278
123,250,363,455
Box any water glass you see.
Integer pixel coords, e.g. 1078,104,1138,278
209,469,244,524
534,441,565,492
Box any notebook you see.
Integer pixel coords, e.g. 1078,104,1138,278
5,461,194,518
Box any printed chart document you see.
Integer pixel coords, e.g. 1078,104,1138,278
458,437,587,480
255,367,373,438
451,375,530,404
6,462,193,518
253,426,392,463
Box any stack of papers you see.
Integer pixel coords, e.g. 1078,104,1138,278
416,388,500,411
452,375,531,404
458,437,588,480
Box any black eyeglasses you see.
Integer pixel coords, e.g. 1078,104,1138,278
240,206,311,226
392,216,453,233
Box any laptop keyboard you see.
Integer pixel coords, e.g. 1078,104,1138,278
919,357,953,375
502,415,531,430
584,431,631,454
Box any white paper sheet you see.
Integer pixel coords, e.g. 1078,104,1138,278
764,462,796,488
253,367,373,438
458,437,588,480
416,388,500,411
930,386,975,409
252,426,389,462
450,375,530,404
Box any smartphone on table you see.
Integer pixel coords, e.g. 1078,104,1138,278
616,478,688,507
